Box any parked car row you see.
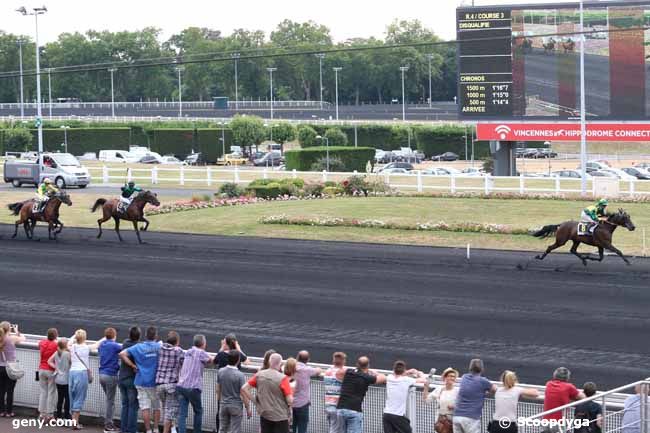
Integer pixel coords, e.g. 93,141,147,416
516,148,558,158
374,149,459,163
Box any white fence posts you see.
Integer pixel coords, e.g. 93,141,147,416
82,166,650,199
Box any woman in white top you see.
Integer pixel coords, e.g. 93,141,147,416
492,370,539,433
68,330,91,430
0,322,26,418
424,367,459,433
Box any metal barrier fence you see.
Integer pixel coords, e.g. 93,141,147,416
11,345,634,433
0,101,332,110
81,165,650,198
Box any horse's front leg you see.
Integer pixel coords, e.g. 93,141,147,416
54,219,64,234
132,220,143,244
48,222,55,240
141,217,150,232
603,242,630,265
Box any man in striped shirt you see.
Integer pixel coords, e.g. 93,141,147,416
323,352,347,433
155,331,184,433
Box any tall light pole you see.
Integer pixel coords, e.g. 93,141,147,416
218,121,226,157
17,5,47,154
267,67,277,120
316,53,325,109
579,0,588,195
426,54,434,108
60,125,69,153
400,66,409,122
17,39,25,119
108,67,117,118
46,68,52,118
232,53,240,110
175,65,185,118
316,135,330,172
333,67,342,121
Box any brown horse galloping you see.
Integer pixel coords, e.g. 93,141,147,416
533,209,636,266
8,191,73,240
91,190,160,244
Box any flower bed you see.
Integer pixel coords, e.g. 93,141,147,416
147,196,263,215
259,215,531,235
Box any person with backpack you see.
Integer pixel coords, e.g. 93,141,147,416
573,383,603,433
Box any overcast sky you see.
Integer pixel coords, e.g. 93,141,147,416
3,0,571,44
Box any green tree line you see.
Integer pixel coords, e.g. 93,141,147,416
0,19,457,105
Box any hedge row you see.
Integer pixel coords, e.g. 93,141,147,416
284,147,375,171
305,124,488,158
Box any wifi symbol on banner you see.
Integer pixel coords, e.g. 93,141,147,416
494,125,511,140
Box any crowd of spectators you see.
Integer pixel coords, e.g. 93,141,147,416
0,322,647,433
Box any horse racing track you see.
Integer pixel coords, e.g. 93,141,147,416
0,225,648,388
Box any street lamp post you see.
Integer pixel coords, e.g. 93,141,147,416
232,53,240,110
579,0,588,195
17,40,25,119
267,67,277,120
175,65,185,118
400,66,409,122
46,68,52,118
316,135,330,172
426,54,434,108
218,121,226,157
17,5,47,154
333,67,342,121
60,125,69,153
108,67,117,118
316,53,325,110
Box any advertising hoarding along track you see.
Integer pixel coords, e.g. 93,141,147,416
477,122,650,141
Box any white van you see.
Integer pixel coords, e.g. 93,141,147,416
98,150,138,163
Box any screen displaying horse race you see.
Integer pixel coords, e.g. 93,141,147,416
457,1,650,120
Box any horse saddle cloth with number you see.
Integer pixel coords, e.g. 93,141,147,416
118,201,129,214
578,222,595,236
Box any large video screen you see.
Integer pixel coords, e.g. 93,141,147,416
457,1,650,120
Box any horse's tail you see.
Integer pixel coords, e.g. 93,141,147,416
8,202,24,216
91,198,107,213
532,224,560,239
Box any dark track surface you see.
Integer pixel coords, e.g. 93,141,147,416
0,225,648,387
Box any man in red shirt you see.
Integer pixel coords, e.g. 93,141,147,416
543,367,585,425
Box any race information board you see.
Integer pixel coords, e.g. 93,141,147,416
457,9,513,117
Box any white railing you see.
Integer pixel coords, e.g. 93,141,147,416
79,166,650,198
11,335,638,433
523,379,649,433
